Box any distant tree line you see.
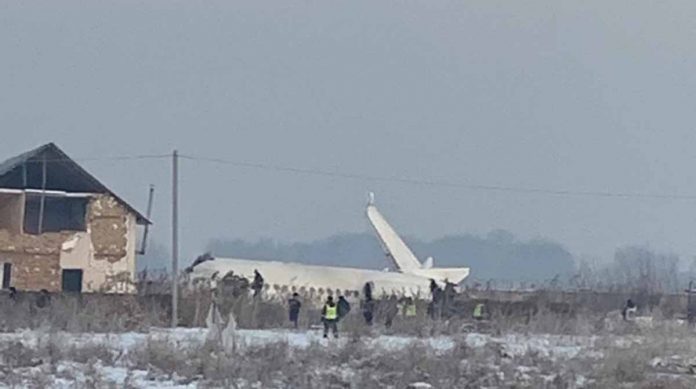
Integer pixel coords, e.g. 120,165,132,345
574,246,688,293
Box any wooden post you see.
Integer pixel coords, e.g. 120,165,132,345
37,156,47,234
22,162,27,187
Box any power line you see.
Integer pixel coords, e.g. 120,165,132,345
180,154,696,201
34,154,172,163
25,151,696,201
75,154,172,162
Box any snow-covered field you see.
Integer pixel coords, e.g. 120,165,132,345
0,326,695,388
0,327,600,356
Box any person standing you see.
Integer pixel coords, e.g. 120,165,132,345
361,282,375,325
288,293,302,329
251,270,264,297
384,295,399,329
322,296,339,338
622,299,637,321
36,289,51,309
403,297,417,318
362,297,375,326
337,295,351,319
473,302,485,321
8,287,17,302
428,279,443,320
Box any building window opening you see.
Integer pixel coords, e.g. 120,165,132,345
2,263,11,289
0,193,24,233
62,269,83,293
24,194,88,234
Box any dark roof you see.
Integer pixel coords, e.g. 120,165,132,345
0,143,151,225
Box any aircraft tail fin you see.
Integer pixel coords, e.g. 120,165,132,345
365,194,471,285
366,193,422,272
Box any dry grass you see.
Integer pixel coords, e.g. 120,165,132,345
0,292,170,332
0,285,688,337
1,286,696,387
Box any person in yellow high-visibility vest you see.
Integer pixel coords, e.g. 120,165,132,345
473,302,485,321
404,297,417,317
322,296,339,338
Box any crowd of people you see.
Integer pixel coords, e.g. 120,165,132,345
247,270,643,334
5,266,645,335
280,278,473,338
313,283,421,337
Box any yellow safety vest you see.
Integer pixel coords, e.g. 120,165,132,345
405,304,417,317
473,303,484,319
325,304,338,320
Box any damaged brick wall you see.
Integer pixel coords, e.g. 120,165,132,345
0,230,71,291
0,194,135,292
88,195,129,262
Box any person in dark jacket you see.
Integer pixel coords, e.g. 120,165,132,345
428,279,444,320
337,296,351,319
363,282,373,301
384,295,399,329
8,287,17,302
322,296,339,338
622,299,637,321
288,293,302,328
362,297,375,325
251,270,264,297
442,281,457,317
429,279,439,294
36,289,50,308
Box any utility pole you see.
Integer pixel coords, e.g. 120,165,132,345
171,150,179,328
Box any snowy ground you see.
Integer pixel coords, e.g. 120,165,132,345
0,326,694,388
0,327,601,356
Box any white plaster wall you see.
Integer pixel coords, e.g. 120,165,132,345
59,232,97,291
122,213,137,289
59,213,138,293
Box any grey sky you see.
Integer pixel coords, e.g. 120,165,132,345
2,1,696,265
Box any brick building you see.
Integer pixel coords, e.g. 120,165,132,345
0,143,150,293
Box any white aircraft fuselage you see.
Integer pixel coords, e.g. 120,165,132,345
188,194,470,298
191,257,434,298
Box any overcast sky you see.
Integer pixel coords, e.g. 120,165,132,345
2,1,696,265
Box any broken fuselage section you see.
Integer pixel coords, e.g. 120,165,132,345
187,195,470,300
